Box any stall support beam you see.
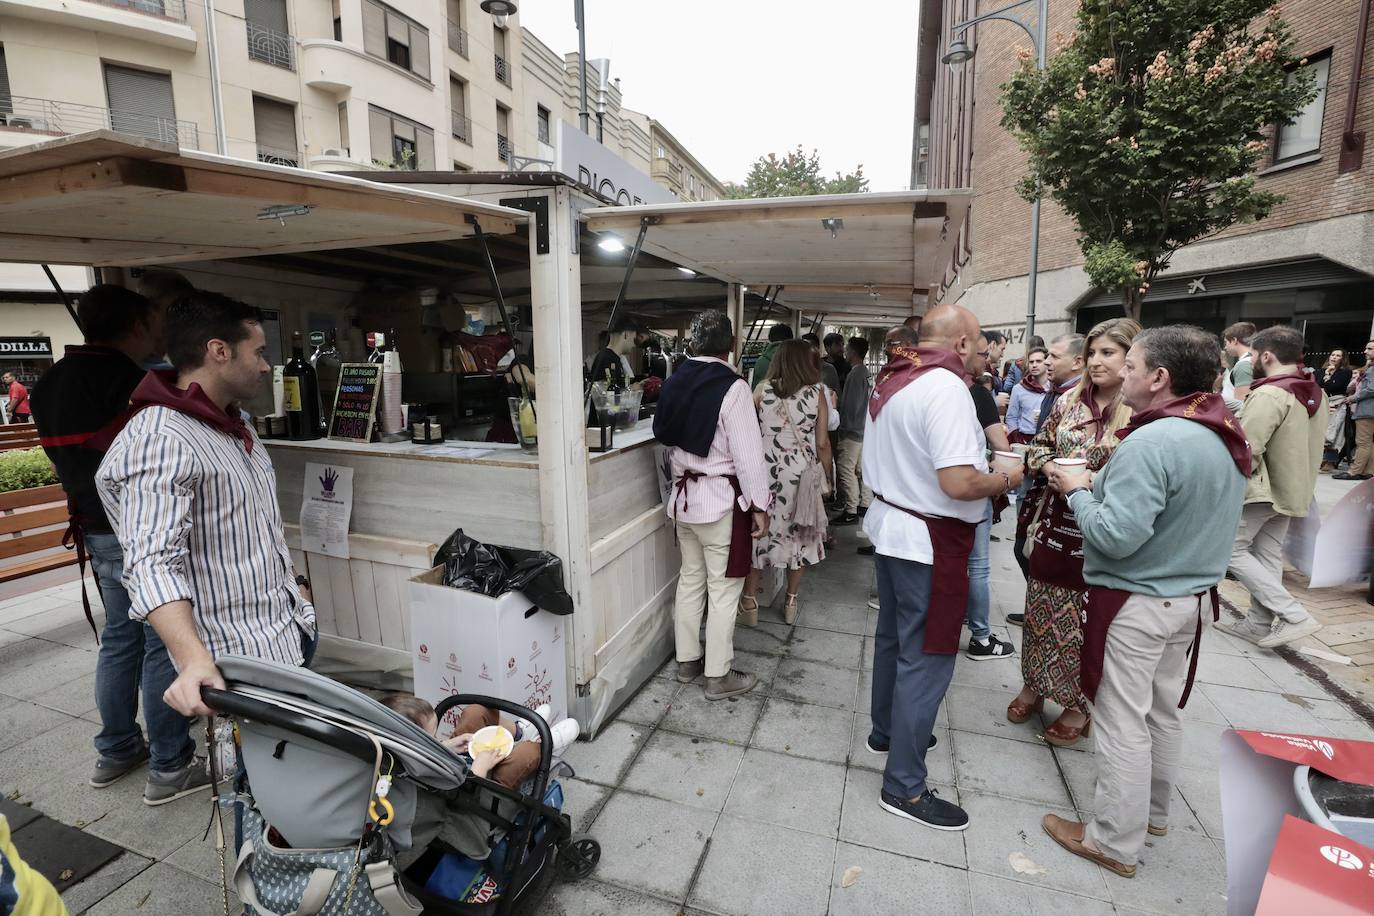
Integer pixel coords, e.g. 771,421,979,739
41,265,81,334
727,283,745,364
466,216,516,340
605,217,653,331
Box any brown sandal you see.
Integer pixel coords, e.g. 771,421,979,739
1042,714,1092,747
1006,695,1043,724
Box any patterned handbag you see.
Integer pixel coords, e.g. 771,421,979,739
779,387,828,532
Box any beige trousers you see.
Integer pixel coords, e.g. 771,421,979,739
1228,502,1309,627
1352,418,1374,475
835,437,871,514
1086,592,1200,866
673,513,742,678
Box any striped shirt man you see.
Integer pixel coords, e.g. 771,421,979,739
96,401,313,665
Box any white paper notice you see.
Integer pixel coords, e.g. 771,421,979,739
300,462,354,558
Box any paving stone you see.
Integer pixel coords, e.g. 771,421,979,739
0,717,128,826
797,575,872,609
541,879,681,916
856,667,871,714
848,714,955,784
950,731,1072,808
1247,654,1353,700
0,697,75,754
13,813,123,891
83,861,225,916
614,677,679,727
562,722,649,787
1194,652,1285,693
751,697,852,764
785,626,864,669
0,796,41,831
82,778,216,860
585,791,715,901
959,790,1110,901
723,747,845,838
794,600,869,636
560,777,613,834
1105,825,1228,916
162,830,231,887
1196,685,1324,737
734,648,783,691
829,841,972,916
659,684,764,746
1053,747,1206,838
945,684,1043,745
22,617,106,652
838,766,966,869
620,730,745,813
689,815,836,916
1173,765,1224,839
60,851,153,916
771,657,859,711
730,621,792,656
0,594,73,628
950,652,1026,692
0,638,98,701
28,670,98,718
5,602,102,640
968,872,1117,916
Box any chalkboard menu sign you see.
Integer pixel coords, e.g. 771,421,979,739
328,363,382,443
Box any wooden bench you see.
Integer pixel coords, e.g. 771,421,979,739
0,427,41,452
0,483,76,583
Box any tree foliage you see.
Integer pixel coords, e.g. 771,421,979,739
1000,0,1314,317
725,146,868,198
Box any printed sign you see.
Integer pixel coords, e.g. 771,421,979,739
0,337,52,357
1255,816,1374,915
1307,477,1374,588
327,363,381,443
299,462,353,559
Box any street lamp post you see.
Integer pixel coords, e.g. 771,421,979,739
481,0,592,135
943,0,1047,343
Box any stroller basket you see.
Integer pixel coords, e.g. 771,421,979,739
204,654,600,915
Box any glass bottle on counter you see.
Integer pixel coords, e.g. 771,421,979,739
282,331,322,440
310,328,342,434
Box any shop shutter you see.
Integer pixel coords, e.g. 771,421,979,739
368,105,392,165
362,0,385,58
103,64,178,144
409,21,430,80
244,0,287,32
0,47,11,114
415,125,435,170
253,96,297,156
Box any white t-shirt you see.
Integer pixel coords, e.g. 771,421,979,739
1221,352,1251,400
861,369,988,564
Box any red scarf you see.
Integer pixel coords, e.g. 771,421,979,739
126,370,255,453
1117,392,1250,476
1018,375,1048,395
869,345,969,419
1251,371,1323,418
1069,382,1118,444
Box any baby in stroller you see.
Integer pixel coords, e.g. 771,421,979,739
379,692,579,791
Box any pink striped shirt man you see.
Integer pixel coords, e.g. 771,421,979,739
665,358,771,523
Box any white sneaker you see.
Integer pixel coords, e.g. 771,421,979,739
532,703,552,724
868,597,880,610
548,718,580,756
1257,616,1322,649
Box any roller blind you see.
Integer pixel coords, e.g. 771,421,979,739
103,64,178,144
409,22,430,79
0,48,11,114
362,0,385,58
368,106,392,165
253,96,297,153
245,0,287,32
414,125,434,170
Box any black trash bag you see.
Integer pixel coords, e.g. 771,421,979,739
436,529,574,616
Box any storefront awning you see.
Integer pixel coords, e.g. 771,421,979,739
0,132,526,268
582,189,970,324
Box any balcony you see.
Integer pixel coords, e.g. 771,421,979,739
247,22,296,71
494,54,511,87
256,145,301,167
0,94,198,148
447,21,468,59
451,111,472,144
497,133,511,163
0,0,197,50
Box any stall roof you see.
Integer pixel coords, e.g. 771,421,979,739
0,132,526,268
582,189,970,323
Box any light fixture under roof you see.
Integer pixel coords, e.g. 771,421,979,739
256,203,313,222
821,218,844,238
676,266,697,276
597,234,626,253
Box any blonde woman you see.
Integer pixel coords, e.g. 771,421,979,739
1007,317,1141,746
740,340,834,625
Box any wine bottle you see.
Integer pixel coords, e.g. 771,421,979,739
283,331,322,440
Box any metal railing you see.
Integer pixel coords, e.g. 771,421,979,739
0,94,198,148
494,54,511,86
247,22,296,70
451,111,472,144
85,0,186,22
447,22,468,58
256,146,301,167
497,133,512,162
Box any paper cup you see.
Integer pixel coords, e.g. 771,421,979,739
991,450,1022,473
1052,457,1088,470
470,725,515,760
1010,444,1030,456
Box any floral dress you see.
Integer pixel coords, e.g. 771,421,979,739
1020,389,1128,713
754,383,827,570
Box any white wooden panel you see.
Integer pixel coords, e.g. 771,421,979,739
308,553,337,636
372,562,408,651
350,560,382,646
326,555,360,641
283,524,434,569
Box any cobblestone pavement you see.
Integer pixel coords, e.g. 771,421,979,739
1,489,1370,915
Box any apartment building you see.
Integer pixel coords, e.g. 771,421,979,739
914,0,1374,357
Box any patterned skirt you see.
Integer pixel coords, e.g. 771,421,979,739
1020,577,1089,713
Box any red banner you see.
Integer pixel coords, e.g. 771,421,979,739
1238,730,1374,785
1256,816,1374,915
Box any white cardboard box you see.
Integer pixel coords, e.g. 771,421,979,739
408,565,568,737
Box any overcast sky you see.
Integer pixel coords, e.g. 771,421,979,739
512,0,919,191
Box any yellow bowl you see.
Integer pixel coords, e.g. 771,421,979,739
469,725,514,760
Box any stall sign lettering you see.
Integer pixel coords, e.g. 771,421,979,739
327,363,382,443
0,337,53,357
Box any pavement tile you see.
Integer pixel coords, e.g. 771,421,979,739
585,791,715,901
798,575,873,609
1194,652,1283,693
1053,749,1205,839
620,730,745,813
0,638,97,701
946,684,1043,745
1244,656,1345,701
5,602,102,640
1173,765,1224,839
562,722,649,787
751,697,853,764
724,747,846,837
794,600,869,636
541,879,681,915
785,626,864,670
829,842,971,916
951,654,1026,692
772,657,860,711
856,667,871,714
659,684,764,746
0,696,76,754
1170,716,1238,772
561,777,613,834
1105,827,1227,916
27,670,98,718
838,767,965,869
614,677,679,727
848,715,955,784
689,815,836,916
950,731,1073,808
0,717,128,826
22,618,106,652
1198,683,1325,734
968,872,1117,916
0,594,72,627
60,851,153,916
162,826,231,887
734,648,783,691
82,781,216,860
959,790,1109,901
731,621,792,656
83,861,225,915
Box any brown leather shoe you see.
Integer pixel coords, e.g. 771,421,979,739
1042,814,1136,878
676,658,705,683
1006,695,1043,724
704,669,758,700
1042,714,1091,748
1147,823,1167,837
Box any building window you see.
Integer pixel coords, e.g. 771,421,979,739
245,0,294,70
493,26,511,86
253,95,298,165
1274,53,1329,162
368,104,434,169
103,64,186,145
0,47,11,117
332,0,342,41
537,105,550,144
337,100,350,153
496,103,511,162
450,76,471,143
655,144,666,159
446,0,468,58
362,0,430,80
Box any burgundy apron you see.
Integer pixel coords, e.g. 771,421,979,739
672,470,753,579
1027,491,1086,588
1080,586,1219,709
873,494,978,655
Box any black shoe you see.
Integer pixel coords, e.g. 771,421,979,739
878,788,969,831
1333,472,1373,481
858,505,869,516
857,545,875,556
831,512,860,525
989,534,1002,542
1006,613,1025,627
966,634,1015,660
866,734,936,755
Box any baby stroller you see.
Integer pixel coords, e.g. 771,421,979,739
203,654,601,915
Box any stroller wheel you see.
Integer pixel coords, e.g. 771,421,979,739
557,834,601,879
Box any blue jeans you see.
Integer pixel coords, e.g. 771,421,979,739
87,532,196,773
965,501,993,641
869,554,957,800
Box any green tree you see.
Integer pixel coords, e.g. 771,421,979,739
1000,0,1314,319
725,146,868,198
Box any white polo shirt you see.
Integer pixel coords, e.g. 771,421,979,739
860,369,988,564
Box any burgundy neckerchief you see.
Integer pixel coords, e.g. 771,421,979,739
120,369,255,453
1251,371,1323,418
1053,376,1079,395
1069,382,1117,444
1018,375,1048,395
1117,392,1250,477
868,345,969,419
